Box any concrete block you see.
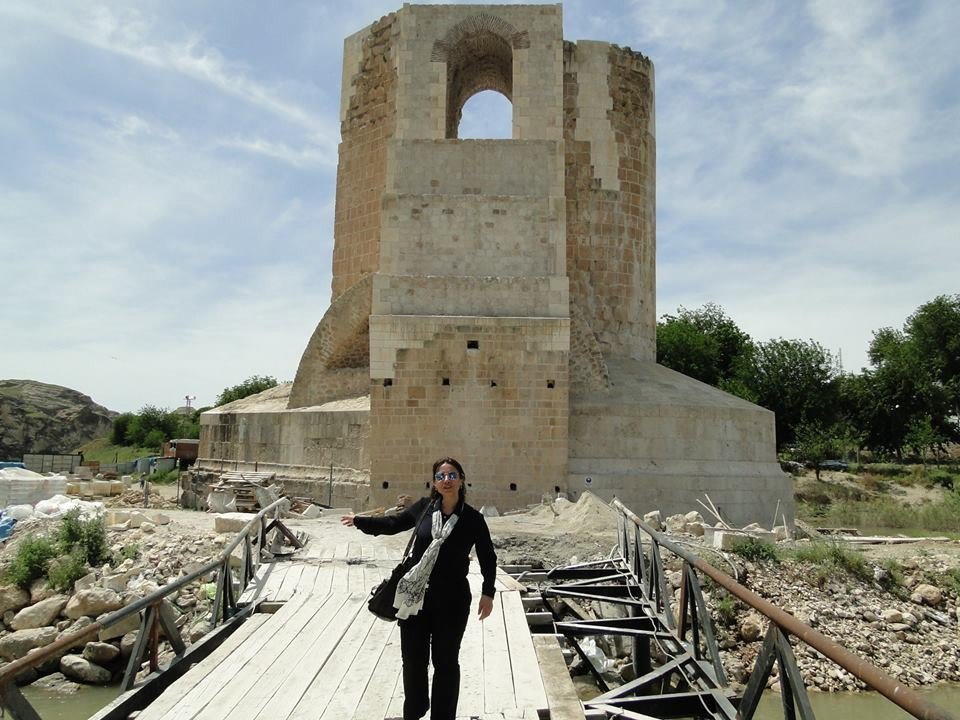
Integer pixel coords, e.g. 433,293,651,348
213,513,259,534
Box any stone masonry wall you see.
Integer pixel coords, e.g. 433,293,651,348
368,315,569,510
331,14,399,301
563,41,656,362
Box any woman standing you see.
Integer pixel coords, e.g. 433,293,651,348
341,457,497,720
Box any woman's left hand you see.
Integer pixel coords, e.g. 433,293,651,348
477,594,494,620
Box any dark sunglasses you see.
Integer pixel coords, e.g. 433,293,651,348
434,471,460,482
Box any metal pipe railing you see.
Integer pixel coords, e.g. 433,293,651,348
612,498,956,720
0,497,288,690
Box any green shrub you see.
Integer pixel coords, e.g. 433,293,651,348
4,536,57,589
860,463,909,478
150,469,179,485
56,509,110,566
47,549,90,592
714,593,738,626
730,537,779,563
113,543,141,565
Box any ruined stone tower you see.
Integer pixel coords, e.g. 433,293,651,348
199,4,793,525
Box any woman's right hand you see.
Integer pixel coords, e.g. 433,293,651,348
340,513,356,527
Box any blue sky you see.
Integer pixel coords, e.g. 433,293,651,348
1,1,958,413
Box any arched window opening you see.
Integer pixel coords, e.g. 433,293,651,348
458,90,512,139
444,29,513,138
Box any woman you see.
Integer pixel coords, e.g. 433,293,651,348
341,457,496,720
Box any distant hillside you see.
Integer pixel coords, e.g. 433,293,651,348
0,379,116,460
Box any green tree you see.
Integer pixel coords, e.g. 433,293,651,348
904,415,948,465
736,338,839,449
111,412,135,445
793,421,848,481
859,325,954,457
656,304,753,387
215,375,279,407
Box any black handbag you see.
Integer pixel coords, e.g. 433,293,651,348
367,503,430,621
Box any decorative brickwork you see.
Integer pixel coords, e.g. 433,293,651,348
331,13,399,301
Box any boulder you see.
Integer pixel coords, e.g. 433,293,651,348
642,510,663,530
0,626,58,660
665,514,687,534
880,609,903,624
10,595,68,631
0,585,31,616
29,580,55,604
98,611,140,642
83,641,120,664
913,584,942,606
31,671,81,694
739,614,765,642
73,573,96,592
59,655,112,684
64,589,123,619
57,616,93,641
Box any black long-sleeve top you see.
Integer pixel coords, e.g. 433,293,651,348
353,496,497,598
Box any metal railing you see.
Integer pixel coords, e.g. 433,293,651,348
0,498,300,720
596,499,957,720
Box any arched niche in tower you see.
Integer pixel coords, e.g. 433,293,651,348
431,13,530,139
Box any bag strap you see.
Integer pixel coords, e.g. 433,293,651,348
401,499,434,561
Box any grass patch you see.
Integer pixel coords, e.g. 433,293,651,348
77,437,156,463
149,468,179,485
798,492,960,534
791,541,871,586
714,593,739,626
730,537,779,563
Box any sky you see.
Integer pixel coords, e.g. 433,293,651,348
1,1,958,413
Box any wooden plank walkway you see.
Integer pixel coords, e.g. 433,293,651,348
133,517,577,720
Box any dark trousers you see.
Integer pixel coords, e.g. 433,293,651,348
399,584,471,720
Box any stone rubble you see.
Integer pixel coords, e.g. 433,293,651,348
506,495,960,695
561,523,960,694
0,512,227,688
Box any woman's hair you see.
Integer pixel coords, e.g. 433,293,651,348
430,456,467,505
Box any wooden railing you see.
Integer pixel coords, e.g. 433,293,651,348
0,498,300,720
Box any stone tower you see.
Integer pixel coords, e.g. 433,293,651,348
199,4,793,526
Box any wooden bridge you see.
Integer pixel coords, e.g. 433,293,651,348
92,515,585,720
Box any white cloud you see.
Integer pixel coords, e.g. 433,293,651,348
1,0,957,415
0,1,331,133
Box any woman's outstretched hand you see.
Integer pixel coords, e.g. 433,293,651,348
478,594,494,620
340,513,355,527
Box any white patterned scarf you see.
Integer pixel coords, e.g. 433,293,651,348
393,508,459,620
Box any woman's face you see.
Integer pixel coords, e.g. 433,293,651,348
433,462,461,504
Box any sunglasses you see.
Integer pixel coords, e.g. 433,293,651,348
434,471,460,482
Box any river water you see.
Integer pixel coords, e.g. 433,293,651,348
19,682,960,719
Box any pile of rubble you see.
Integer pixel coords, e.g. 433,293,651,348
0,512,226,691
561,504,960,693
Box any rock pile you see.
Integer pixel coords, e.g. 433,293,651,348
0,513,227,688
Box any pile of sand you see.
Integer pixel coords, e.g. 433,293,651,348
554,491,619,534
